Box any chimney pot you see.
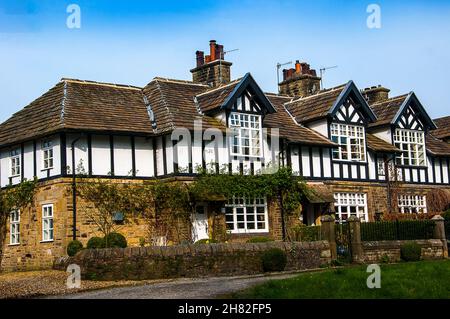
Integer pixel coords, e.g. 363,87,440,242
295,61,301,73
196,51,205,67
210,40,217,61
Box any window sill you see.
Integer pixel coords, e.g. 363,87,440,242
8,243,20,247
227,230,269,235
9,175,20,179
332,159,367,164
40,240,54,243
41,168,54,171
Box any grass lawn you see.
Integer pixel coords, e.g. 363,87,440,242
230,260,450,299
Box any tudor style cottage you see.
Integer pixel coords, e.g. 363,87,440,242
1,40,450,270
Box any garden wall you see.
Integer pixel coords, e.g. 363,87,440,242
53,241,331,281
362,239,446,263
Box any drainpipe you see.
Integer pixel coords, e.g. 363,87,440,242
71,136,82,241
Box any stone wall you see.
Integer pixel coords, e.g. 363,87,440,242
362,239,446,263
54,241,332,281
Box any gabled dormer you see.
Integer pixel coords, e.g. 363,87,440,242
195,73,276,158
370,92,436,167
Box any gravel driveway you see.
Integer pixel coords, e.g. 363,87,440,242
48,272,308,299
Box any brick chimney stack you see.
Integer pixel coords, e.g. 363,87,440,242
191,40,232,87
361,85,390,104
279,60,321,97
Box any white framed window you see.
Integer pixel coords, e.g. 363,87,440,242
377,159,385,176
393,129,426,166
398,195,427,214
225,196,268,233
10,149,21,177
331,123,366,162
42,204,54,242
42,140,54,170
334,193,368,222
229,112,262,157
9,210,20,245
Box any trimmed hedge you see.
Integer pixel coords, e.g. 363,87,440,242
246,237,273,243
400,242,422,262
261,248,287,272
67,240,83,257
104,233,127,248
87,237,105,249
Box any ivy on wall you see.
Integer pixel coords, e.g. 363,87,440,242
0,178,38,269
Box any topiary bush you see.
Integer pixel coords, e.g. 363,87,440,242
104,232,127,248
194,239,218,244
87,237,105,249
67,240,83,257
400,242,422,262
246,237,273,243
261,248,287,272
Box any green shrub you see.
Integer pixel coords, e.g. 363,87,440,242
67,240,83,257
441,210,450,221
246,237,273,243
400,242,422,262
380,254,390,264
261,248,287,272
194,239,218,244
104,233,127,248
87,237,105,249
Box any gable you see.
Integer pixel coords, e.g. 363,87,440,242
333,96,365,125
392,92,437,131
197,73,276,115
329,81,377,124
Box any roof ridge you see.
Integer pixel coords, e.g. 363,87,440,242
284,83,347,106
61,78,142,90
370,93,409,106
151,77,209,87
154,79,176,131
195,78,243,97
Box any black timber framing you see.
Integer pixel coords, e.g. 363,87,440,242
60,133,67,177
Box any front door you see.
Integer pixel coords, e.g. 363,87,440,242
192,205,209,242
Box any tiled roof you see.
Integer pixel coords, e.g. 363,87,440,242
142,78,225,134
366,134,399,153
426,133,450,156
431,116,450,140
284,84,347,123
195,79,241,113
368,94,408,128
265,95,336,146
0,82,66,146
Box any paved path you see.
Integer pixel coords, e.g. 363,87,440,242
48,272,310,299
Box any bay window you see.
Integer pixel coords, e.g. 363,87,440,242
225,196,268,233
331,123,366,161
393,129,425,166
229,112,262,157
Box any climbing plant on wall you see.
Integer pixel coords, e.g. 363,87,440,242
0,178,38,269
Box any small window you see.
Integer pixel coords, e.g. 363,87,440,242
42,140,54,170
398,195,427,214
334,193,368,223
331,123,366,162
229,112,262,157
10,149,21,177
393,129,426,166
42,204,54,242
225,196,268,233
10,210,20,245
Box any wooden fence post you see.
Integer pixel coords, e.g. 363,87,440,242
348,216,364,263
320,215,337,260
431,215,448,258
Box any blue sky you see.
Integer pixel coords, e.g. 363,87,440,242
1,0,450,122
